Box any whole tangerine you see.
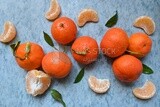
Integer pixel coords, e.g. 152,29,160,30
15,42,45,71
100,27,129,58
112,55,142,82
51,17,77,45
42,52,72,78
128,32,152,58
71,36,99,65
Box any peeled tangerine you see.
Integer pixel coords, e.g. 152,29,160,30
133,81,156,100
77,9,99,27
0,21,16,43
88,76,110,94
133,16,155,35
45,0,61,21
26,70,51,96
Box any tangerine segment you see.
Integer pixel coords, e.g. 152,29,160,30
45,0,61,20
77,9,99,27
26,70,51,96
88,76,110,94
42,52,72,78
0,21,16,43
133,16,155,35
133,81,156,99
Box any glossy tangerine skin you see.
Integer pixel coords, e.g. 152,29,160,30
15,42,45,71
128,32,152,58
71,36,99,65
112,55,142,82
51,17,77,45
100,27,129,58
42,52,72,78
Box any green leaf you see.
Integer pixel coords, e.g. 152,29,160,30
43,31,54,47
51,89,66,107
74,67,85,83
105,11,118,27
142,64,153,74
10,41,21,54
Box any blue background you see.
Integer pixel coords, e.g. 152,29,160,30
0,0,160,107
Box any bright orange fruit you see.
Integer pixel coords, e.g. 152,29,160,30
51,17,77,45
42,52,72,78
128,32,152,58
71,36,99,65
112,55,142,82
15,42,45,71
100,27,129,58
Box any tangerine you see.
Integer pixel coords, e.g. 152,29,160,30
71,36,99,65
51,17,77,45
15,42,45,71
100,27,129,58
112,55,142,82
128,32,152,58
42,52,72,78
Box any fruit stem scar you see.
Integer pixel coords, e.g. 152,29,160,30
72,48,89,55
25,42,31,59
14,42,31,61
126,50,144,57
59,23,64,28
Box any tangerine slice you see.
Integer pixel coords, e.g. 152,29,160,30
0,21,16,43
26,70,51,96
45,0,61,21
133,81,156,99
77,9,99,27
88,76,110,94
133,16,155,35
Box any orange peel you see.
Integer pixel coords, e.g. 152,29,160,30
133,81,156,99
0,21,16,43
133,16,155,35
88,76,110,94
45,0,61,21
77,9,99,27
26,70,51,96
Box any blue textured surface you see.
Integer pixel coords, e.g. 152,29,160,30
0,0,160,107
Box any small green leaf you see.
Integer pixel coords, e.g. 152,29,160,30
10,41,21,54
51,89,66,107
72,49,88,55
43,31,54,47
74,67,85,83
142,64,153,74
105,11,118,27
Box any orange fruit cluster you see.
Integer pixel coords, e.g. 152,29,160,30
100,27,152,82
8,0,155,97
